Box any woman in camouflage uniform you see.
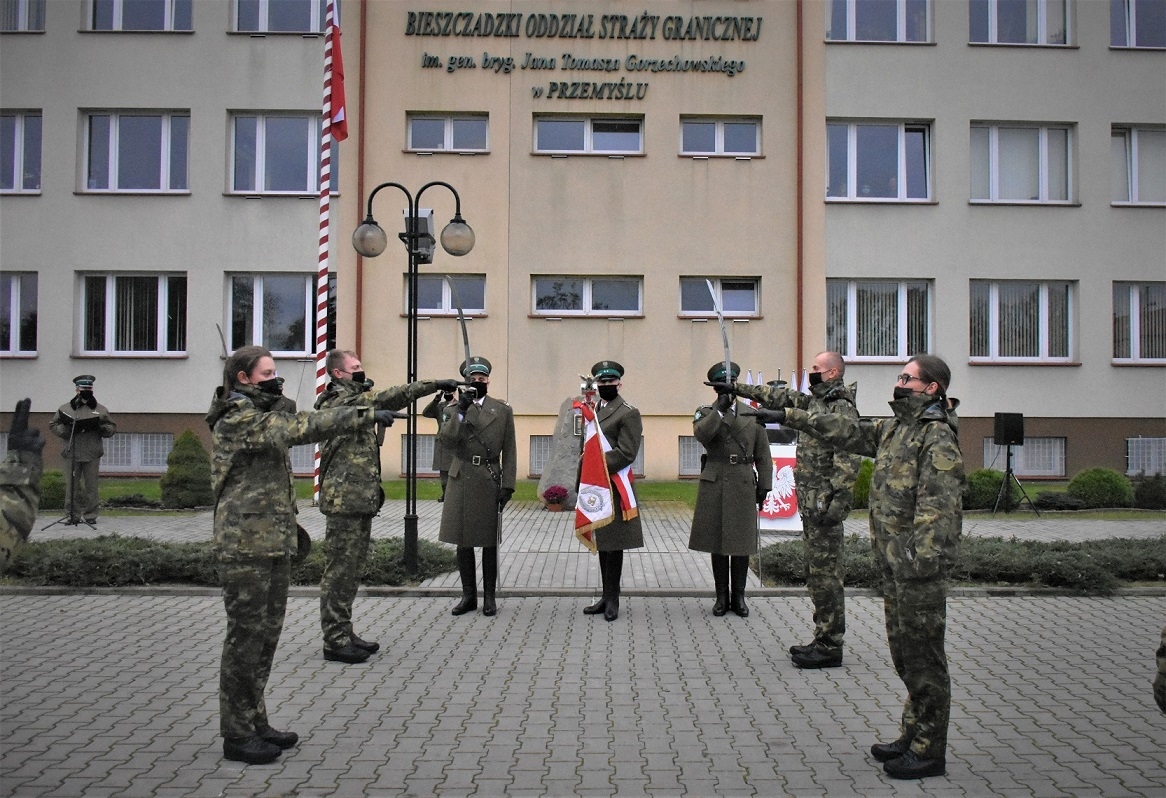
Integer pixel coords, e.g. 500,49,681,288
207,346,391,765
756,354,964,781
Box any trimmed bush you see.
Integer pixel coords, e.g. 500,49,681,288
1033,492,1086,511
1133,473,1166,510
964,468,1018,511
39,470,65,510
1067,468,1133,509
160,430,214,509
852,459,874,510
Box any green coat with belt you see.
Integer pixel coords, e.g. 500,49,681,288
592,395,644,551
438,395,517,547
688,400,772,556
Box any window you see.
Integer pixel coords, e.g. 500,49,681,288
1113,282,1166,362
103,433,174,473
532,276,642,316
982,437,1065,477
679,436,704,477
680,117,760,156
1,0,44,31
529,435,553,477
399,437,439,477
826,121,931,200
1112,127,1166,204
231,113,336,194
81,274,187,355
826,0,930,42
84,111,189,192
534,117,643,155
413,274,485,315
1127,437,1166,476
827,279,930,361
0,272,37,355
1,111,41,192
290,443,316,476
970,280,1074,362
970,0,1068,45
89,0,191,31
680,277,759,317
1112,0,1166,48
970,123,1071,203
236,0,327,33
407,114,488,153
228,273,322,355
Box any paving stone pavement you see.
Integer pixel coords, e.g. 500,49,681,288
3,503,1165,797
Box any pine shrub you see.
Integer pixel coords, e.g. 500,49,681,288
852,459,874,509
964,468,1018,510
38,470,65,510
160,430,213,509
1066,467,1133,509
1132,473,1166,510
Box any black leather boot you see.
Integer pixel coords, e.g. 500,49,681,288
604,550,623,622
711,554,730,617
481,546,498,616
451,547,477,616
583,551,608,615
730,556,750,617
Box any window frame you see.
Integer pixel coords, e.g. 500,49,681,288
1111,0,1166,49
679,277,761,319
970,123,1073,204
826,0,932,43
826,120,932,202
78,273,188,357
826,278,931,362
1113,281,1166,363
533,116,644,156
1111,126,1166,206
531,275,644,317
83,110,189,193
982,437,1066,477
226,272,323,357
234,0,328,33
0,271,37,356
1,0,45,31
230,112,336,195
970,0,1070,46
679,117,761,157
88,0,192,32
411,274,487,316
1,110,41,193
406,114,489,154
969,279,1075,363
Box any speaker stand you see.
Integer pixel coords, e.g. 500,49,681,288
992,444,1040,516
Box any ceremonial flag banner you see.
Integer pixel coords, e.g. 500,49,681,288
573,402,613,553
328,9,348,142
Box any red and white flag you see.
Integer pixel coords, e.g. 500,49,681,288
326,5,348,142
572,402,639,552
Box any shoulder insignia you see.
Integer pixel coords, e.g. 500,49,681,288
932,452,958,471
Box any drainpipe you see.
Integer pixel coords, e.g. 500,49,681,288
795,0,805,378
354,0,369,352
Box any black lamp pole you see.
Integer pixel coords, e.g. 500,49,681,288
352,181,474,572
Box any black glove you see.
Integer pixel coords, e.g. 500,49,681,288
7,399,44,456
373,409,399,426
715,392,734,413
756,487,769,508
751,407,787,425
457,388,475,413
498,487,514,510
434,378,460,393
703,380,735,395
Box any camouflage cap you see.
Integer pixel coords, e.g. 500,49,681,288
460,356,492,377
591,360,624,380
707,362,740,382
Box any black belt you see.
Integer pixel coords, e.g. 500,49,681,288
468,455,501,467
705,454,752,465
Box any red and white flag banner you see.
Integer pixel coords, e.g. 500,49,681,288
573,402,613,553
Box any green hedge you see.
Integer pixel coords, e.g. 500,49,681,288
1067,468,1133,509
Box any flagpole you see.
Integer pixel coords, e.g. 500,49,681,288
314,0,340,503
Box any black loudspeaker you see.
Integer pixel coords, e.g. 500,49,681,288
993,413,1025,446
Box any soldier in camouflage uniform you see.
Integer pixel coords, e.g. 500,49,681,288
49,375,116,524
1155,627,1166,713
752,354,963,781
689,362,771,619
208,345,398,765
315,349,458,664
1,399,44,575
422,389,458,501
734,351,862,667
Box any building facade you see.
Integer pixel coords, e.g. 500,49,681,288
1,0,1163,482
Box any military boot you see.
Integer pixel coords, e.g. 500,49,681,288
583,551,608,615
451,547,477,616
223,735,281,765
883,750,946,779
870,736,912,762
604,550,623,622
711,554,730,617
481,546,498,616
729,556,750,617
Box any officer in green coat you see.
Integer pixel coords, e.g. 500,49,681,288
689,362,772,618
1,399,44,575
752,354,963,781
734,351,862,666
49,375,116,525
438,356,516,617
315,348,459,663
208,345,398,765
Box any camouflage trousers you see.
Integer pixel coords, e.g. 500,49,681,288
320,514,373,650
219,556,290,739
802,517,845,653
64,458,100,521
880,559,950,758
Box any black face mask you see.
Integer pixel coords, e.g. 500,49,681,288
892,386,915,401
257,377,285,396
471,382,488,399
808,371,824,387
350,370,366,385
597,385,619,402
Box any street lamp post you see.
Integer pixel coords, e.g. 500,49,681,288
352,181,474,572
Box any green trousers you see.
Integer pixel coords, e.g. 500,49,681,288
320,514,373,650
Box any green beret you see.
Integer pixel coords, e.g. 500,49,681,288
591,360,624,380
460,356,492,377
707,362,740,383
